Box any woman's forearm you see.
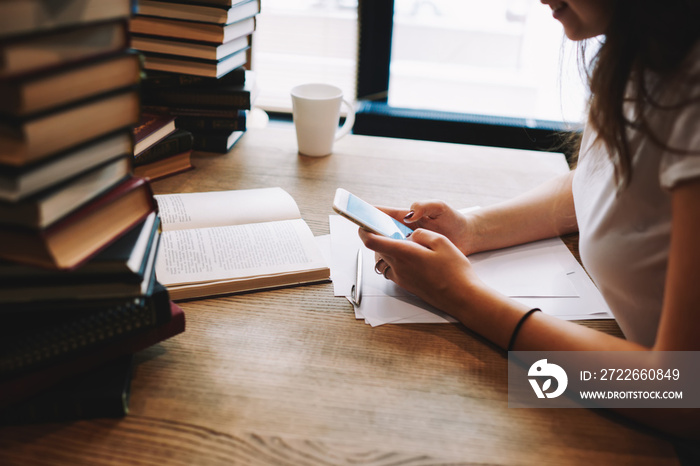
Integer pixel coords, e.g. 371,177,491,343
464,171,578,254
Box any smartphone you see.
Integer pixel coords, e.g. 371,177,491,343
332,188,413,240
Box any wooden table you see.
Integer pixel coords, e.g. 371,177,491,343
0,126,678,465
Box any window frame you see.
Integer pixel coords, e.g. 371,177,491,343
354,0,578,158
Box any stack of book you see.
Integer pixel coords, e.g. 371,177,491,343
132,112,195,181
130,0,260,153
0,0,185,424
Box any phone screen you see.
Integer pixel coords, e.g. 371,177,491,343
346,193,413,240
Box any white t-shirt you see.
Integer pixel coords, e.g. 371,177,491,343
572,50,700,345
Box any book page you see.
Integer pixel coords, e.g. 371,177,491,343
155,187,301,231
155,218,327,286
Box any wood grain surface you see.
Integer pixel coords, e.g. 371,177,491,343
0,126,677,465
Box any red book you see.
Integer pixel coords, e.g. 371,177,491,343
0,176,156,269
133,113,177,156
0,298,185,409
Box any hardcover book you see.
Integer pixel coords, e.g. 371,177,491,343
141,66,246,88
175,113,246,132
0,88,140,167
0,297,185,409
0,176,156,270
0,354,134,425
129,15,256,44
0,156,131,229
133,113,177,156
0,282,172,379
154,188,330,300
0,213,161,303
142,73,257,109
0,130,133,202
0,20,129,78
0,0,134,39
0,51,141,117
133,150,193,181
134,129,194,166
140,47,249,79
132,34,249,62
136,0,261,25
191,129,244,153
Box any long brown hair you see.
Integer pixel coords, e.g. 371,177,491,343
582,0,700,186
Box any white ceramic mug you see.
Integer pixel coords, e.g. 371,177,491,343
291,83,355,157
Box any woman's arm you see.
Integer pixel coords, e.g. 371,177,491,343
380,171,578,255
358,178,700,438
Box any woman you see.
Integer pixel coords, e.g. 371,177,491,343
360,0,700,437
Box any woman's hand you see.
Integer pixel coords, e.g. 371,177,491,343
359,227,485,317
377,201,477,255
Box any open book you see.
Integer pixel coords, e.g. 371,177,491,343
154,188,330,300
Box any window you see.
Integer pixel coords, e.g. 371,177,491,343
253,0,588,154
252,0,358,113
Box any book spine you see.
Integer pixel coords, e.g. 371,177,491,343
143,90,251,110
175,114,246,132
142,105,244,119
0,283,171,378
191,133,230,152
142,66,246,88
133,130,193,166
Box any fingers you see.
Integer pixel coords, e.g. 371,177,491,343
376,205,411,223
373,257,392,279
404,200,449,224
407,228,448,250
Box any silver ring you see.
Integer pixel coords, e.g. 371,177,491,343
382,266,391,279
374,258,386,275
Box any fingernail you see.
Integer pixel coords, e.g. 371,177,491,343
404,211,415,220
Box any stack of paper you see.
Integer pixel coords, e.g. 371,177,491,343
328,215,614,327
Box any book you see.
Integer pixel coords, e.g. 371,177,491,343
132,34,249,62
0,176,156,270
137,0,261,25
141,66,247,88
134,150,193,181
0,130,133,202
140,47,249,78
0,355,134,425
0,88,140,167
142,74,257,109
154,187,330,300
133,113,177,156
0,281,172,378
0,20,129,78
184,0,254,6
134,129,194,166
191,129,244,153
0,213,160,303
129,15,256,44
142,105,245,119
0,295,185,409
175,113,246,132
0,51,141,117
0,0,134,39
0,156,131,229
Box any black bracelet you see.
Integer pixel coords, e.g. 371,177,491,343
507,308,541,352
